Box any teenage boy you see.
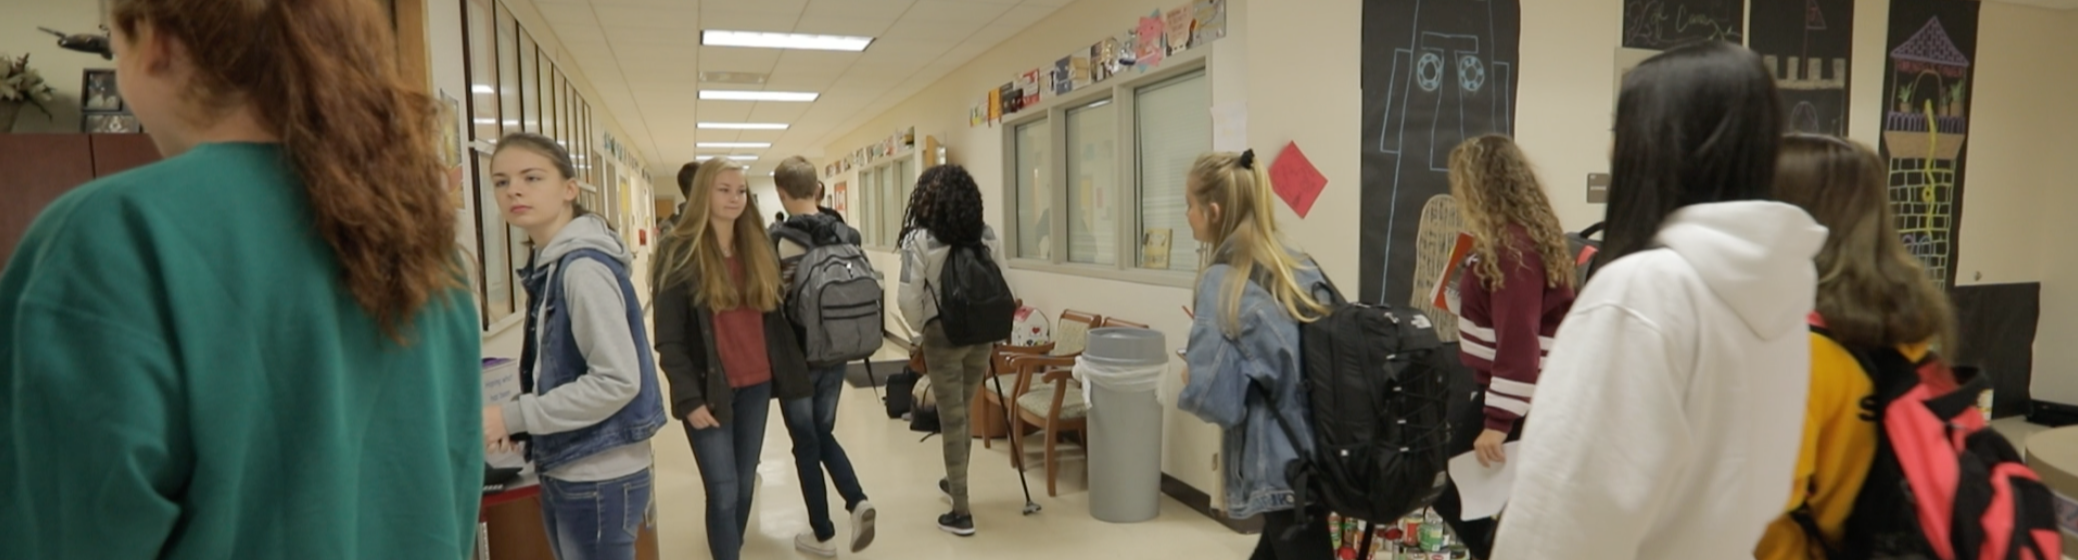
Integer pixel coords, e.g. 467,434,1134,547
769,156,877,556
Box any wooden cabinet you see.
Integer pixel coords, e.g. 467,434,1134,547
0,133,159,266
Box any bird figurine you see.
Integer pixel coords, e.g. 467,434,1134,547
38,27,113,60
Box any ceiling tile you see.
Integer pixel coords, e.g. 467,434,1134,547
536,4,600,27
899,1,1014,24
604,26,701,48
746,102,813,122
699,48,785,72
708,0,813,15
881,17,982,42
595,5,699,30
802,0,916,20
698,11,800,32
792,15,900,37
992,4,1062,28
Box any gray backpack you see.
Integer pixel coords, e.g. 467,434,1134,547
777,226,885,364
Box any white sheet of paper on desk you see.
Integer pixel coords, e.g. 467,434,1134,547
1446,442,1521,521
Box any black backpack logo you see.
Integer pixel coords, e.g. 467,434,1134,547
934,244,1015,346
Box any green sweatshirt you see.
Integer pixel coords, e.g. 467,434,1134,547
0,143,484,559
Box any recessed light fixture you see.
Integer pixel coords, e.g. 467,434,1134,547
699,90,819,102
696,155,761,161
697,122,790,130
702,30,873,52
696,142,772,149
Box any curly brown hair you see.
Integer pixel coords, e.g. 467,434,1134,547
1447,134,1574,291
112,0,458,342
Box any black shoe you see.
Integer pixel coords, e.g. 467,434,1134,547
937,511,975,536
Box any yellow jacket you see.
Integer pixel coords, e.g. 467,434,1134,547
1755,333,1929,559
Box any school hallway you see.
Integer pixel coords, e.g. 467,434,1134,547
645,351,1257,559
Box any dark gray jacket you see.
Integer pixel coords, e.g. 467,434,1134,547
652,245,812,426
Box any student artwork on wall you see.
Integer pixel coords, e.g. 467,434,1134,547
438,91,466,209
1879,0,1979,287
1071,52,1093,89
1052,56,1074,95
1018,69,1042,109
1192,0,1227,45
1135,14,1165,69
1165,5,1194,55
1359,0,1522,307
1622,0,1745,50
1750,0,1853,135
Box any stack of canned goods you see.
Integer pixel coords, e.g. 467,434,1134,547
1329,509,1472,560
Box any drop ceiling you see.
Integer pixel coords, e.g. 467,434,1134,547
527,0,1076,195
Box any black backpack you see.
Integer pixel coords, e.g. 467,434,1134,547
1262,275,1453,525
934,243,1015,346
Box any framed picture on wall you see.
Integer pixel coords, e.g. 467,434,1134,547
472,149,515,329
81,69,122,111
84,112,141,133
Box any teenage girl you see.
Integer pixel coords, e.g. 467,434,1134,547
1175,150,1334,560
0,0,482,557
1431,134,1577,558
897,164,1003,537
486,133,666,560
1490,40,1827,560
653,158,812,560
1753,134,1957,559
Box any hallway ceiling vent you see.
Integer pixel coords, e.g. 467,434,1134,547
700,71,768,85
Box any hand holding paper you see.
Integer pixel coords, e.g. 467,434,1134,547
1446,442,1521,521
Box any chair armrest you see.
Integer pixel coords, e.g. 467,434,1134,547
1011,355,1077,397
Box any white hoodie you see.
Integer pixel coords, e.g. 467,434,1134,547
1490,201,1826,560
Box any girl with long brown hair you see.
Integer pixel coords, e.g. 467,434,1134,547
1755,134,1956,559
652,158,811,560
0,0,482,557
1432,134,1578,558
1174,149,1333,559
486,133,665,560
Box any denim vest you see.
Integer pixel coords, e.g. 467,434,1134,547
519,248,668,474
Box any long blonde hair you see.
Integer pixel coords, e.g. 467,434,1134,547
1774,134,1955,351
1448,134,1575,291
1190,151,1328,337
656,159,783,311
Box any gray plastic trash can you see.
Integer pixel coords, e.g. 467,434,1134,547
1080,327,1168,523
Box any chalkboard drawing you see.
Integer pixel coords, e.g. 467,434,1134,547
1360,0,1519,306
1883,16,1970,284
1754,0,1852,135
1408,194,1464,342
1623,0,1745,50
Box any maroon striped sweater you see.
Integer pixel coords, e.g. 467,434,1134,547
1454,225,1577,433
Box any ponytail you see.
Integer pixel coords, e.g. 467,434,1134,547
113,0,461,342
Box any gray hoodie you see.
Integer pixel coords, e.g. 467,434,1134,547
501,214,651,482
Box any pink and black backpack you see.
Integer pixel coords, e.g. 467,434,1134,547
1796,315,2061,560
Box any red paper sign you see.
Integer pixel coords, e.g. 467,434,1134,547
1269,141,1328,218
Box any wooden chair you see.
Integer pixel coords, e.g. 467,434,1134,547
1098,317,1148,330
1004,353,1087,496
977,310,1100,449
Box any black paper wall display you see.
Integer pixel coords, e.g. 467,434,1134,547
1359,0,1522,307
1623,0,1745,50
1880,1,1978,287
1751,0,1854,135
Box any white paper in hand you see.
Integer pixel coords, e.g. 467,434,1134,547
1445,442,1520,521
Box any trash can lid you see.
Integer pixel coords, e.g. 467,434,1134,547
1085,327,1167,366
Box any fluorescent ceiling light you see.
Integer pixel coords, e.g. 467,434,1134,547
696,142,772,149
470,85,494,94
700,90,819,102
697,122,790,130
703,30,873,52
697,155,760,161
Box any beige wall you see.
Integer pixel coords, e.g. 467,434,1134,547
2005,5,2078,404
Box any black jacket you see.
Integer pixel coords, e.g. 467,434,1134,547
652,258,812,426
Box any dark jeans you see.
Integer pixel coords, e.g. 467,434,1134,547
781,364,870,540
686,382,772,560
540,468,652,560
1250,507,1332,560
1433,387,1524,559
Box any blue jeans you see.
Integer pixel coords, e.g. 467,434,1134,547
539,468,653,560
781,364,870,540
685,382,772,560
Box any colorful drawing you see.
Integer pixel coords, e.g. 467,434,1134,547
1193,0,1228,44
1166,5,1194,55
1053,56,1074,95
1136,14,1166,69
1752,0,1854,134
1879,5,1979,287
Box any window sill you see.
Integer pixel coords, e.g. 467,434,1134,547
1006,259,1198,289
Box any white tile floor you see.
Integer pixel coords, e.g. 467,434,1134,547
646,346,1256,559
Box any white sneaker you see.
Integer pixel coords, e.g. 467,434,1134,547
795,532,836,557
849,500,878,552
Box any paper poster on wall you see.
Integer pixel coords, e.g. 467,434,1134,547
1211,102,1248,152
1622,0,1744,50
1751,0,1853,135
1019,69,1042,108
1359,0,1521,308
1166,5,1194,55
833,181,848,214
1878,0,1978,287
970,101,984,128
1142,228,1173,270
1135,14,1165,69
1102,36,1126,75
1193,0,1227,45
994,83,1014,118
1269,141,1327,219
1071,53,1093,89
438,91,466,209
1052,56,1074,95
